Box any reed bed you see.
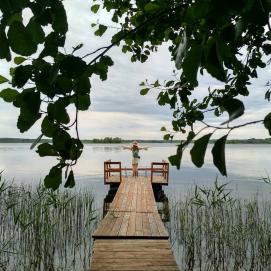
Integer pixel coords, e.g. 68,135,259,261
168,182,271,271
0,178,98,271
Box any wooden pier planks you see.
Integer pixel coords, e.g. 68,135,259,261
93,177,168,238
106,174,168,185
90,240,179,271
90,176,179,270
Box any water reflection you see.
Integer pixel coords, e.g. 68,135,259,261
102,184,119,217
153,184,170,222
1,143,271,199
92,146,122,153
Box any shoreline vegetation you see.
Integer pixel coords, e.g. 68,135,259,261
2,179,271,270
0,180,98,270
170,182,271,270
0,137,271,144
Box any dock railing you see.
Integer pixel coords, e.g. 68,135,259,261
104,160,169,185
104,160,122,184
151,160,169,184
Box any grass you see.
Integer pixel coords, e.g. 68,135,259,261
168,181,271,271
0,178,98,271
2,175,271,271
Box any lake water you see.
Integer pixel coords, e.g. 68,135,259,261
0,143,271,209
1,143,271,270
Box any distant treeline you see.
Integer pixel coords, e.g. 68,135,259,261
85,137,122,143
0,138,50,143
225,138,271,144
0,137,271,144
0,137,123,144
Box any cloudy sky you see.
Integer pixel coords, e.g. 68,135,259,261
0,0,270,140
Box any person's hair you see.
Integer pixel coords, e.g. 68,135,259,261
132,144,139,151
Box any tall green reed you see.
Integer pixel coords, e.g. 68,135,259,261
0,177,98,271
168,181,271,271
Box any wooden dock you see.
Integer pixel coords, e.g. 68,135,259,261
90,162,179,270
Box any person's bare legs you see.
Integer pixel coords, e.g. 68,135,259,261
135,163,138,177
132,164,136,177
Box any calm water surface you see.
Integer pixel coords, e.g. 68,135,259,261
0,143,271,206
1,143,271,270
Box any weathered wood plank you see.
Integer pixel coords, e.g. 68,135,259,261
90,239,179,271
93,177,169,238
91,176,179,270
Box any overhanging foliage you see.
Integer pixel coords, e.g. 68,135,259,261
0,0,270,188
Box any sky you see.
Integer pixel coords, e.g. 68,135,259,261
0,0,270,140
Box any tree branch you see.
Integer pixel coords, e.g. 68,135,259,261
87,3,185,66
82,46,109,59
201,119,264,130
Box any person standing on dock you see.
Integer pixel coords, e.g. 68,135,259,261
122,141,149,177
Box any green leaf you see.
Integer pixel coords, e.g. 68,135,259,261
14,89,41,132
187,131,196,142
144,3,160,12
163,134,171,141
72,43,83,52
221,98,245,124
64,170,75,188
13,88,40,116
7,12,23,26
168,145,183,170
14,56,27,65
0,28,11,61
153,80,160,87
30,134,43,150
44,165,62,190
13,65,32,88
41,116,57,137
17,113,41,133
100,55,114,66
0,88,19,102
182,44,202,86
90,56,113,80
0,0,27,14
26,19,45,44
51,1,68,34
74,94,91,111
211,135,228,176
91,4,100,13
54,76,72,95
0,75,9,84
39,32,64,58
60,56,87,78
190,133,212,167
53,129,71,152
8,21,37,56
216,38,232,61
263,44,271,55
160,126,167,131
95,24,107,36
264,113,271,135
48,99,70,124
140,88,150,95
37,143,58,157
76,75,91,94
204,38,226,82
158,92,170,106
69,139,83,160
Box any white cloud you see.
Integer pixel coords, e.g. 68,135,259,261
78,110,170,139
0,0,270,140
